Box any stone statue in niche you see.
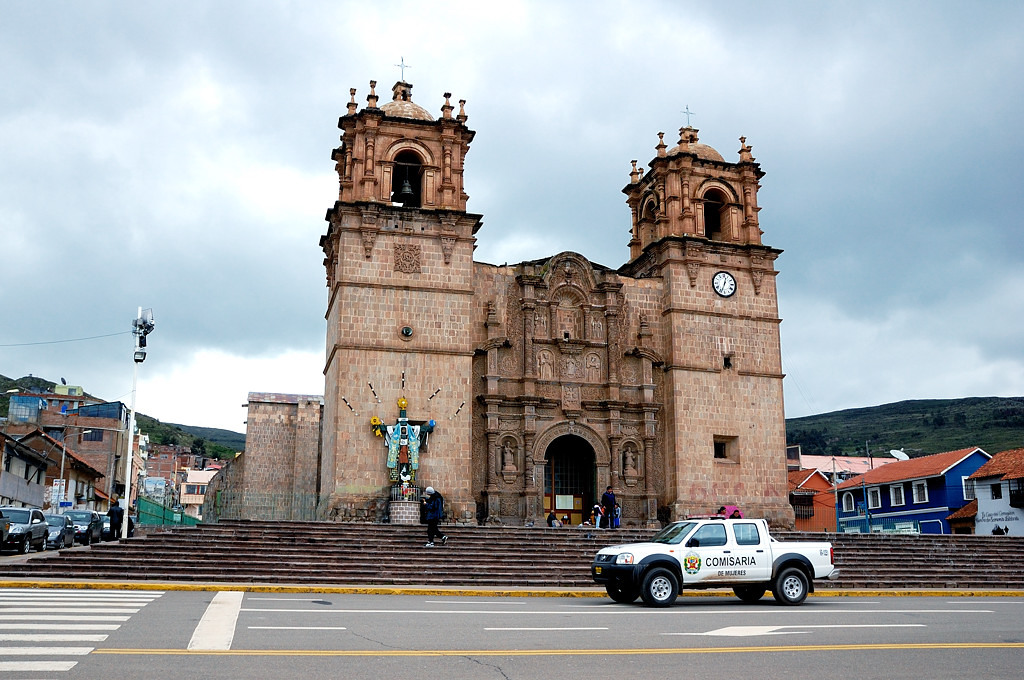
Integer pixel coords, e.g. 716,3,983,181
538,350,554,380
622,443,639,476
564,357,580,379
535,310,547,336
502,440,517,471
586,353,601,382
591,315,603,339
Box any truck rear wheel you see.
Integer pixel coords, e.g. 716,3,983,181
606,583,640,604
734,586,766,603
640,567,678,607
772,567,808,605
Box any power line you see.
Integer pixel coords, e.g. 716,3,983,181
0,331,130,348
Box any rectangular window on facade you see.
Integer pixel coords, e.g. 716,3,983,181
83,430,103,442
962,477,976,501
912,480,929,504
991,483,1003,500
713,436,738,463
867,487,881,510
890,485,905,506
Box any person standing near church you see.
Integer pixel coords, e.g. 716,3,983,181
422,486,448,547
601,486,616,529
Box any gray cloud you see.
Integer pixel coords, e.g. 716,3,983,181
2,1,1021,428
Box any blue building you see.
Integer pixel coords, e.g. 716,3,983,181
836,447,990,534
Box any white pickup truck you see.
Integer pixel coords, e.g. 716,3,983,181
591,518,838,606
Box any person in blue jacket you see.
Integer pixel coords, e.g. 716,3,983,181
422,487,448,548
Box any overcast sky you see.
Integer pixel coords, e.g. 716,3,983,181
2,1,1022,434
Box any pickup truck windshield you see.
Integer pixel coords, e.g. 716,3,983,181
651,521,697,545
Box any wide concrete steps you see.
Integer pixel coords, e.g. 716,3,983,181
2,521,1022,589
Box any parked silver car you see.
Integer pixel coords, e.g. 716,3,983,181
0,507,48,553
45,513,76,549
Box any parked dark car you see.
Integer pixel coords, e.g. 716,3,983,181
45,514,76,550
63,510,102,545
0,506,48,553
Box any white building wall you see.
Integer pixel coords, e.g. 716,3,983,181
974,476,1024,536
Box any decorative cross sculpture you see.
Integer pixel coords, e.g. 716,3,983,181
682,105,695,126
395,56,411,81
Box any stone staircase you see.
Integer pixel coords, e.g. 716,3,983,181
1,520,1022,589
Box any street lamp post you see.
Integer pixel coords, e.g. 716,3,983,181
120,307,154,539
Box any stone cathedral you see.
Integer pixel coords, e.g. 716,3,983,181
224,78,794,528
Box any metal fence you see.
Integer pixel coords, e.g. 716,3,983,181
137,496,200,527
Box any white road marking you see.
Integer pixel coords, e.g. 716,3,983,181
0,608,139,614
0,615,129,622
246,598,334,601
0,634,108,642
424,600,527,605
485,627,609,631
248,626,348,630
0,646,92,655
0,624,119,631
0,598,155,605
189,591,243,651
0,661,78,671
238,607,992,615
0,585,163,593
666,624,927,637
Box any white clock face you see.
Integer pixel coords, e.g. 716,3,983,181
712,271,736,297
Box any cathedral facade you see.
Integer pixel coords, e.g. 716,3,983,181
230,78,794,528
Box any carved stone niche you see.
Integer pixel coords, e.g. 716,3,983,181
621,441,641,488
499,436,520,484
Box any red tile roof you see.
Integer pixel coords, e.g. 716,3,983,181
836,447,987,490
969,448,1024,481
947,498,977,521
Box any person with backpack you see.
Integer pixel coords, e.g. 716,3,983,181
422,486,448,547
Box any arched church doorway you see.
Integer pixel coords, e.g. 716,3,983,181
543,435,595,526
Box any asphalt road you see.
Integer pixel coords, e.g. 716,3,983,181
1,589,1022,679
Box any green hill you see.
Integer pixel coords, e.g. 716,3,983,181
786,397,1024,458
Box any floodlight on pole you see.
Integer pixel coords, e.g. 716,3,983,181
121,306,154,539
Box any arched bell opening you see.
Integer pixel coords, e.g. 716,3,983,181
391,150,423,207
543,434,596,526
702,187,729,241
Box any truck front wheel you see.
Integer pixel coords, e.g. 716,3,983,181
772,567,809,605
734,585,766,603
606,583,640,604
640,567,679,607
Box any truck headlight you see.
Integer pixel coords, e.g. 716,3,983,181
9,526,24,534
615,553,634,565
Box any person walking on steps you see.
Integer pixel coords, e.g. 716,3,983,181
422,486,448,547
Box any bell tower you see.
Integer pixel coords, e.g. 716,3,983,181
319,79,482,521
621,126,792,523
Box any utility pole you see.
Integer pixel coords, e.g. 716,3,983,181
121,307,154,539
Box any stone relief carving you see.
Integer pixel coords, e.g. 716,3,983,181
563,356,581,379
501,439,518,472
585,353,601,382
621,359,639,386
499,353,516,376
534,309,548,337
393,243,421,273
590,314,603,340
537,350,555,380
561,385,581,411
